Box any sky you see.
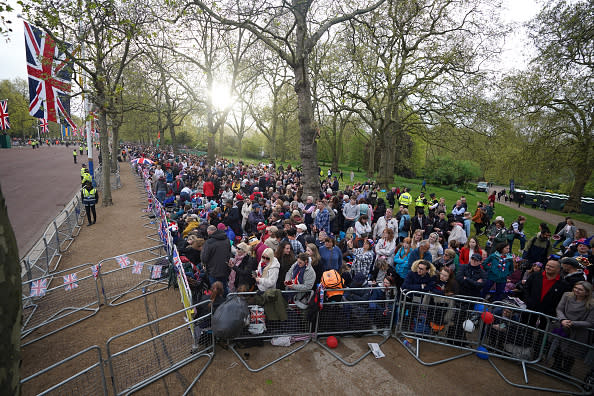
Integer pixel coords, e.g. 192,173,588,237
0,0,540,86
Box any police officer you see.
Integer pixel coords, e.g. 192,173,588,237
415,192,427,216
81,169,92,186
399,188,413,209
81,181,98,226
73,149,78,164
80,164,87,180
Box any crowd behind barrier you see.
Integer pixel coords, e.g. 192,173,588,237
20,145,594,395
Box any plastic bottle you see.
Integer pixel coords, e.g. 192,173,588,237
402,339,416,353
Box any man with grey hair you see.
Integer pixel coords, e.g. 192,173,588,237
373,208,398,240
201,224,231,295
342,195,360,230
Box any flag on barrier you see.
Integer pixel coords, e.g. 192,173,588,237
63,273,79,291
91,264,100,279
30,278,47,297
151,265,162,279
116,255,130,268
172,246,183,269
132,261,144,274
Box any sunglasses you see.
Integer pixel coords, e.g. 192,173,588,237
262,256,270,261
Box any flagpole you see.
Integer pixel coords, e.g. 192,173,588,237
79,12,94,186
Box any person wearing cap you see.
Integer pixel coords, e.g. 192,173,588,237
457,253,487,298
561,257,587,289
80,163,87,180
286,228,304,255
486,218,507,253
295,224,308,249
81,181,98,226
81,168,92,186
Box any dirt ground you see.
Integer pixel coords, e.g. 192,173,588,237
20,165,576,396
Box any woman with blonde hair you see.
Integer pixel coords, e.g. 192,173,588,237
410,229,424,250
553,281,594,373
402,259,436,292
254,248,280,292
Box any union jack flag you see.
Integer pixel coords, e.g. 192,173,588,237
63,273,79,291
30,278,47,297
0,99,10,130
91,264,100,279
38,118,49,134
24,21,75,126
132,261,144,274
116,255,130,268
172,246,183,269
151,265,162,279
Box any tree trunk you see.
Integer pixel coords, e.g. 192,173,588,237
367,130,375,178
0,184,21,396
293,56,319,197
97,104,112,206
110,124,120,171
168,122,177,155
564,164,592,212
218,126,224,156
207,132,216,163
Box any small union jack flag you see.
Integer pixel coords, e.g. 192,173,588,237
151,265,162,279
38,118,49,134
172,246,183,269
91,264,100,279
132,261,144,274
63,273,79,291
116,255,130,268
30,278,47,297
0,99,10,130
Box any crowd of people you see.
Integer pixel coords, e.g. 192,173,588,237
128,144,593,380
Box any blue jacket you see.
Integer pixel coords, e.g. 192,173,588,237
318,245,342,271
394,247,411,279
407,248,432,270
402,271,435,292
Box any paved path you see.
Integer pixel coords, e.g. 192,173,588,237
0,145,98,258
489,187,594,235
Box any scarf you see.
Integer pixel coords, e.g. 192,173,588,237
292,264,306,284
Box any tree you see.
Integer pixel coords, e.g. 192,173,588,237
188,0,385,197
27,0,150,206
0,79,37,137
339,0,504,187
515,0,593,212
0,184,21,396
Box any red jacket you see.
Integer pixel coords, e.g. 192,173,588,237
203,181,215,197
459,247,484,265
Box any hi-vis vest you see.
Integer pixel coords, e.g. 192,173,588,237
82,173,92,185
83,188,97,205
399,192,412,206
80,167,87,177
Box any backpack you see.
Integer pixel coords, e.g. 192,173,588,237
321,269,344,298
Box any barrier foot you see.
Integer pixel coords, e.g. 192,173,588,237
316,333,389,367
488,358,589,395
229,338,311,372
181,352,214,396
395,336,474,366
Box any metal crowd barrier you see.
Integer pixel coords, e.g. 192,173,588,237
226,290,314,372
106,301,214,396
20,345,108,396
490,313,594,395
21,262,101,347
95,163,121,190
396,291,551,365
21,192,85,281
95,245,168,306
315,286,398,366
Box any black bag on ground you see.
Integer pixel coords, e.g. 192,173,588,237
212,295,249,339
